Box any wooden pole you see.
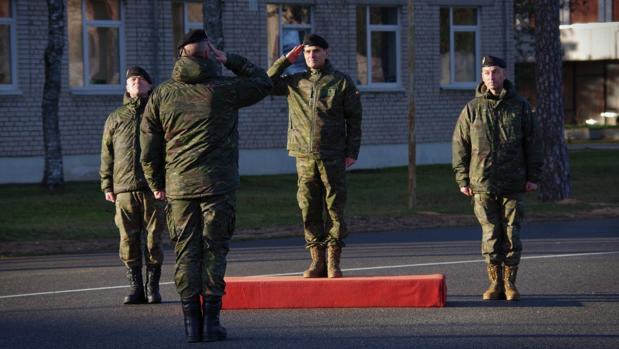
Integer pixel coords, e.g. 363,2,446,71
407,0,416,210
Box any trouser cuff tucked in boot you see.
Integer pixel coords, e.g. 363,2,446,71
482,263,505,300
145,265,162,304
181,295,203,343
327,245,343,278
503,265,520,301
124,266,146,304
303,246,327,278
203,296,227,342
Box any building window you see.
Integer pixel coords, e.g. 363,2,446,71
440,7,479,88
172,1,203,56
267,4,312,74
68,0,125,91
567,0,618,23
569,0,600,23
356,6,401,88
0,0,17,91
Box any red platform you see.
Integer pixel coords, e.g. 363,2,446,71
221,274,446,309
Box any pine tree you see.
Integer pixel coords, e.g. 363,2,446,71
41,0,65,190
535,0,571,201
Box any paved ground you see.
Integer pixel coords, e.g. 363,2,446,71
0,218,618,348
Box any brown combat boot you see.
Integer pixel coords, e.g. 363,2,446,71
482,264,505,300
303,246,327,278
327,245,343,278
503,265,520,301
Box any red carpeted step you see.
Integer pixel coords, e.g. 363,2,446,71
222,274,446,309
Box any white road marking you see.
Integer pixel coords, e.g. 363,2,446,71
0,282,173,299
256,251,619,277
0,251,617,299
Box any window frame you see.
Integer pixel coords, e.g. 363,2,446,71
0,0,18,94
171,1,204,59
172,1,203,55
357,5,402,91
440,6,480,90
266,4,313,68
181,1,203,33
70,0,126,95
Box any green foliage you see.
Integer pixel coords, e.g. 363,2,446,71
0,149,617,241
0,182,116,241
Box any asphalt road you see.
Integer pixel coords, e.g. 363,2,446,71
1,218,618,349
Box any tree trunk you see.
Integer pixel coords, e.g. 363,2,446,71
534,0,570,201
204,0,224,75
41,0,65,190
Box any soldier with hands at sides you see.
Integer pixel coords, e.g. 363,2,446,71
100,66,166,305
452,55,543,301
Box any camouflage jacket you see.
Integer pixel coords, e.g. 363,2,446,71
140,54,272,199
452,80,544,195
100,94,149,194
268,56,362,160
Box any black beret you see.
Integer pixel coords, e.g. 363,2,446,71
125,66,152,84
177,29,209,50
302,34,329,49
481,55,506,68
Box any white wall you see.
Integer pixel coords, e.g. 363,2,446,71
0,142,452,184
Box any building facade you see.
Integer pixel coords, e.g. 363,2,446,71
515,0,619,126
0,0,514,183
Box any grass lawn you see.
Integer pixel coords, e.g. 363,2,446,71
0,149,617,242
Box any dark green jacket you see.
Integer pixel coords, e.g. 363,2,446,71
268,56,362,160
140,54,272,199
452,80,544,195
100,94,149,194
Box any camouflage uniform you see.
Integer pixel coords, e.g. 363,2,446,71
140,54,271,300
268,55,362,248
100,94,165,269
452,80,543,266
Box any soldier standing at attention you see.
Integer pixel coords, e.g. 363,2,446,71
100,66,166,305
452,55,543,301
140,30,272,343
268,34,362,279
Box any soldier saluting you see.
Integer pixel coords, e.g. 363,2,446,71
268,34,362,279
452,55,543,301
140,30,272,343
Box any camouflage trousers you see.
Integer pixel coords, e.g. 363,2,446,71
295,157,347,248
114,191,165,268
473,193,524,266
166,193,236,300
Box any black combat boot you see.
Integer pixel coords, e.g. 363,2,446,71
145,265,162,304
482,264,505,300
123,266,146,304
303,246,327,278
203,296,227,342
504,265,520,301
181,295,203,343
327,245,343,278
